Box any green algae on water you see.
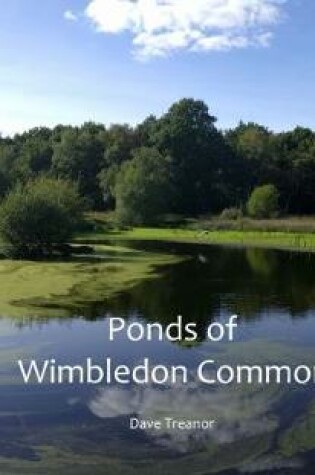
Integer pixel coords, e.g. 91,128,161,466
0,244,181,319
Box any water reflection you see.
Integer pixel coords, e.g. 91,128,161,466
86,338,315,472
106,243,315,329
9,243,315,328
89,380,280,452
0,242,315,473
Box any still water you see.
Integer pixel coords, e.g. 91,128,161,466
1,241,315,474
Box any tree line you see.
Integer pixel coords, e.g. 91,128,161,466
0,98,314,225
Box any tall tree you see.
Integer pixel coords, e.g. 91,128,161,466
115,147,171,225
152,98,233,214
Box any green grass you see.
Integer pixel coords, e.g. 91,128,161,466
79,225,315,252
80,212,315,252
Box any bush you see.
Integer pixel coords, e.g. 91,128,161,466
0,177,83,258
247,184,280,219
115,147,171,226
220,207,243,220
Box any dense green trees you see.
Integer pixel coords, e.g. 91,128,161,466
0,178,83,258
226,123,315,215
150,98,235,213
0,98,314,225
51,123,106,209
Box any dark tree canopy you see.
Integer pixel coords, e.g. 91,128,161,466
0,98,314,219
151,98,231,213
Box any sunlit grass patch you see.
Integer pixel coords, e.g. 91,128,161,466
85,227,315,252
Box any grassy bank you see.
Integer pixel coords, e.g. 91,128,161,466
80,213,315,252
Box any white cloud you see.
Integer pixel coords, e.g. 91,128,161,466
64,10,78,22
85,0,286,58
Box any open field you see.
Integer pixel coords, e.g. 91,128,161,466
79,213,315,252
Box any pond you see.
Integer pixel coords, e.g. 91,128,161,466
0,240,315,474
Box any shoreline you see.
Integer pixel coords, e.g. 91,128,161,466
78,226,315,254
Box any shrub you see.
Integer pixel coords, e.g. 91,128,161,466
0,177,83,258
247,184,280,219
220,207,243,220
115,147,171,226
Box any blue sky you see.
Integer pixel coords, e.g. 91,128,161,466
0,0,314,136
